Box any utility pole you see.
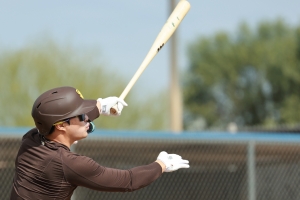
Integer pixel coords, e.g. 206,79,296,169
169,0,183,132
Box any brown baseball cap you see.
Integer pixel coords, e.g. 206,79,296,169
32,86,98,135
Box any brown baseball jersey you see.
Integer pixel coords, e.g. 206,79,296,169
10,128,162,200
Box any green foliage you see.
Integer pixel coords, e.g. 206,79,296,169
0,40,168,131
183,19,300,130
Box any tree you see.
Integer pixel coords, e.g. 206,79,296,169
183,19,300,130
0,40,168,131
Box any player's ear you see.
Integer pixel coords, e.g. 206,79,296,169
55,123,67,131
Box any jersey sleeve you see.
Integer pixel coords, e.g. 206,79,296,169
62,152,162,192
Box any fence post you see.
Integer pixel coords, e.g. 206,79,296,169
247,140,256,200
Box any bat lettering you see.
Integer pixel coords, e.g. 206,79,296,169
157,43,165,52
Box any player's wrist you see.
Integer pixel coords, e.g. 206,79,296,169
155,160,166,173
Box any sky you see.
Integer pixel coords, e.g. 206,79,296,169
1,0,300,97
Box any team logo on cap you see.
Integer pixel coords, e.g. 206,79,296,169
76,89,84,99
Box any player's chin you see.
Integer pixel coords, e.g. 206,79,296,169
82,130,89,138
79,129,89,139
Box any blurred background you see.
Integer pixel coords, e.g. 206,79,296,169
1,0,300,199
1,0,300,131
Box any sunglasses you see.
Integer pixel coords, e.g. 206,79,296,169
53,114,95,133
53,114,86,126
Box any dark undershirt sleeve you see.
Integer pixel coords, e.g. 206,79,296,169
62,153,162,192
129,163,163,190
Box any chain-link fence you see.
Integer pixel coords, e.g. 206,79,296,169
240,123,300,133
1,128,300,200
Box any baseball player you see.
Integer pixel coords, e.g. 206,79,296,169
10,86,189,200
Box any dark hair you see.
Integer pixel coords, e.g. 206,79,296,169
48,126,55,135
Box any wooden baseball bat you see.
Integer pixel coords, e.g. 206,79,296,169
111,0,191,114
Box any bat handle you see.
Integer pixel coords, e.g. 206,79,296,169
108,66,141,115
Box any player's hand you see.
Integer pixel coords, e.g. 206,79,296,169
97,97,128,116
157,151,190,172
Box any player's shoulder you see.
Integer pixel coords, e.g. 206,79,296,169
61,150,99,168
22,128,39,140
62,150,89,161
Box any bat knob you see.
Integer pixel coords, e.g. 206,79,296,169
110,104,118,115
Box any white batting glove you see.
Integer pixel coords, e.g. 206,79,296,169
157,151,190,172
97,97,128,116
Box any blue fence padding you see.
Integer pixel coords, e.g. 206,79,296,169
0,127,300,143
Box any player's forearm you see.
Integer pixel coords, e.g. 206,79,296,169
128,162,163,191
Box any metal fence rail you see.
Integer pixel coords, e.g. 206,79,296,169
1,128,300,200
